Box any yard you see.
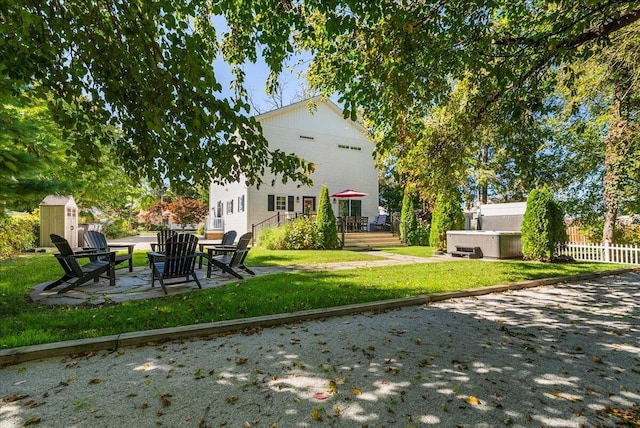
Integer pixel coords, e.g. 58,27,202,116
0,247,627,349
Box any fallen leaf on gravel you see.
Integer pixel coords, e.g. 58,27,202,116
313,392,331,400
226,396,238,404
4,394,28,403
311,407,324,421
22,416,41,426
593,356,604,364
236,358,248,365
327,380,338,393
160,394,172,407
89,379,102,384
141,403,149,409
351,387,362,396
467,396,480,405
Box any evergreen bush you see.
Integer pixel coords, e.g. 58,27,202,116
521,188,566,261
316,185,339,249
407,221,431,246
400,186,417,243
429,187,465,251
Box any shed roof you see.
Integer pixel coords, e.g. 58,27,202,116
40,195,76,207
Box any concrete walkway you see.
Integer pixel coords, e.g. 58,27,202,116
2,272,639,427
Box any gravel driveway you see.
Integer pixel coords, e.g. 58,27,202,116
1,272,639,427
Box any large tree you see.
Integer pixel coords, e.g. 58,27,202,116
2,1,313,192
5,1,640,202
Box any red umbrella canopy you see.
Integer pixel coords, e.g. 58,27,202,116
330,189,368,198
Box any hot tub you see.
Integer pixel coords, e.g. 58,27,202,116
446,230,522,259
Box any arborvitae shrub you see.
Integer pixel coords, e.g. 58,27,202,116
400,186,417,243
521,188,565,261
316,185,339,249
429,187,465,251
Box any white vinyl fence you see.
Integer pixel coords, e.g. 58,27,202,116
557,241,640,265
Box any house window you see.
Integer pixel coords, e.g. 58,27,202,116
216,201,223,217
238,195,245,213
268,194,291,212
226,200,234,214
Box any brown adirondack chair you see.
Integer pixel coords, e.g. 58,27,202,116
149,234,202,295
206,232,255,279
45,234,115,294
83,230,134,272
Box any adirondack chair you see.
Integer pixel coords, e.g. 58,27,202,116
150,230,178,253
45,234,115,294
206,232,255,279
83,230,134,272
198,230,237,268
148,230,178,267
370,214,391,231
149,233,202,295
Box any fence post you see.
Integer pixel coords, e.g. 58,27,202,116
603,239,610,262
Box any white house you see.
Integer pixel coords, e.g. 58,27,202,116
207,98,379,238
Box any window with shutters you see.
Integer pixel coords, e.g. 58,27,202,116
275,196,286,211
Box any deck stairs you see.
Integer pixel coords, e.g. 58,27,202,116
342,232,404,251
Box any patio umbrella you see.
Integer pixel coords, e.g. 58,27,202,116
330,189,368,199
331,189,367,217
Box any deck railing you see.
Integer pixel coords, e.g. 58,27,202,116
556,241,640,265
206,217,224,231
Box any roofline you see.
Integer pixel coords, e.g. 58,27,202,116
254,96,368,134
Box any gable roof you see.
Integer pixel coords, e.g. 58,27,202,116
254,96,368,134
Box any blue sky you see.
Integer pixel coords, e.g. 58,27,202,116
213,54,311,114
210,15,312,115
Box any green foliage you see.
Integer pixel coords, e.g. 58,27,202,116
400,186,418,243
2,2,313,191
258,218,321,250
407,221,431,247
257,227,288,250
521,188,566,261
315,185,339,249
0,213,39,259
102,219,132,239
615,224,640,245
429,188,465,251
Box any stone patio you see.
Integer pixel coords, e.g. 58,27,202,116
30,265,291,306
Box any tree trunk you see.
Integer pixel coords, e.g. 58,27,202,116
601,98,626,244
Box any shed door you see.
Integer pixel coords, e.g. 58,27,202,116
65,207,78,247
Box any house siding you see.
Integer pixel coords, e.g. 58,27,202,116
209,98,379,237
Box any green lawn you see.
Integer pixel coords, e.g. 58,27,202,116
0,248,627,349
